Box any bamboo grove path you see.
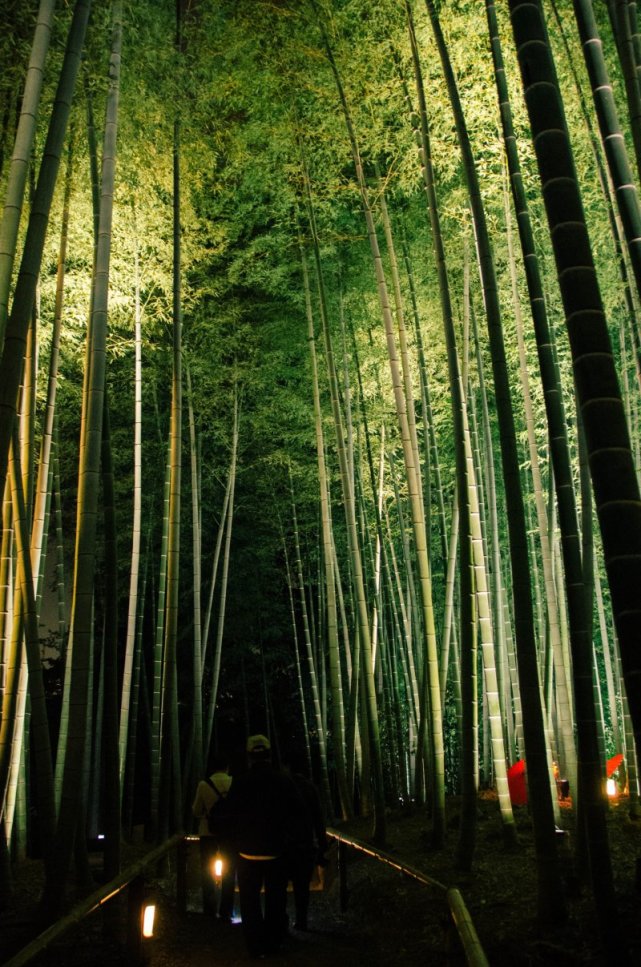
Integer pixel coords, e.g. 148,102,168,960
2,833,474,967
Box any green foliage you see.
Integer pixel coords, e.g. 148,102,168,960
2,0,635,843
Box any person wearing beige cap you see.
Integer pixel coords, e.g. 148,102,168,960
225,734,305,958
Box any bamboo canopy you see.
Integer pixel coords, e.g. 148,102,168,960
0,0,640,953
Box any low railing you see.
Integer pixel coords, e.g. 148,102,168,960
5,830,488,967
3,832,185,967
327,828,489,967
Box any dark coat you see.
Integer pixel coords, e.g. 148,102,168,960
226,759,306,858
290,773,328,853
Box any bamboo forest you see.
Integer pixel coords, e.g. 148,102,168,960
2,0,641,962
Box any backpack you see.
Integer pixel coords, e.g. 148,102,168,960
204,777,233,840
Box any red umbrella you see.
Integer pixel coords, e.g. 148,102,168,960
507,760,528,806
606,753,624,777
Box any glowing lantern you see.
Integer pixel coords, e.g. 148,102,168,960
142,903,156,938
213,856,224,879
606,778,617,798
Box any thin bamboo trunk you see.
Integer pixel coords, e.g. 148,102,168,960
186,364,204,781
101,397,120,880
149,450,170,841
281,527,313,777
204,387,238,752
119,225,143,794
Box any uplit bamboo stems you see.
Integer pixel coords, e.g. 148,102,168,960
0,0,56,353
160,0,187,834
0,121,74,860
503,180,577,802
9,427,56,875
405,0,515,848
46,0,122,905
422,0,563,919
317,8,444,846
31,131,73,617
0,0,92,510
281,522,313,777
204,384,238,752
508,0,640,942
486,0,588,809
299,231,350,818
287,464,334,814
302,149,386,841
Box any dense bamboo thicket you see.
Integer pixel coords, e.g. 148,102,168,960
1,0,641,948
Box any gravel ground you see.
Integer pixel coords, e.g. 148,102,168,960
2,837,452,966
4,798,641,966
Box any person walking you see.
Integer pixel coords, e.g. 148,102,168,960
192,756,236,921
284,756,329,931
226,734,305,959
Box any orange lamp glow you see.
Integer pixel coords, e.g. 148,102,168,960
142,903,156,938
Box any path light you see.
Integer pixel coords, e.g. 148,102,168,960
127,878,157,964
606,778,617,798
142,900,156,938
213,856,224,880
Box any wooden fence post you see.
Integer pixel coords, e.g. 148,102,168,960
126,875,145,965
338,841,349,913
176,838,187,914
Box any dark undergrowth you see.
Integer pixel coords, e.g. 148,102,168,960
2,794,641,965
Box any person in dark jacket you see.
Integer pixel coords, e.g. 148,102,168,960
226,734,305,959
283,757,328,931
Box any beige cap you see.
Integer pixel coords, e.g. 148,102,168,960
246,734,271,754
